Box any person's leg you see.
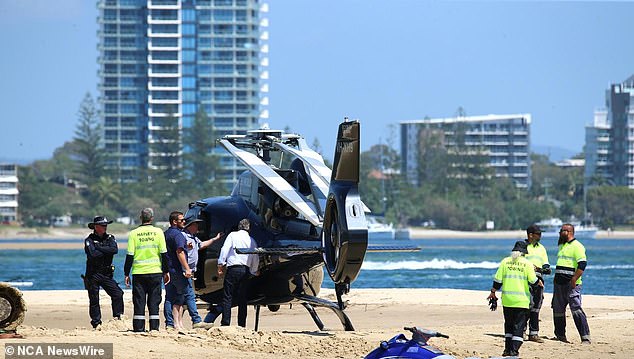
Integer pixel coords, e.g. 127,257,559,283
86,275,102,328
173,304,184,330
101,275,124,319
221,267,239,326
164,282,175,328
204,304,222,323
529,282,543,337
552,283,568,340
147,274,163,331
237,269,249,327
510,308,529,355
132,275,147,332
568,285,591,342
502,306,513,356
185,278,202,324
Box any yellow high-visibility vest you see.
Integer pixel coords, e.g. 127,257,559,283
493,256,538,308
555,240,586,285
127,225,167,275
526,242,549,272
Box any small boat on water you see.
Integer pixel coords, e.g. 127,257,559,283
367,216,395,240
536,218,598,239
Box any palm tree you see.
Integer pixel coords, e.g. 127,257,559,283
91,176,121,209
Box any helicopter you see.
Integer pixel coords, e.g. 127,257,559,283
184,119,413,331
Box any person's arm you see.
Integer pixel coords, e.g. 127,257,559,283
97,234,118,255
571,262,586,288
177,248,192,277
199,232,222,250
84,236,104,258
527,261,541,288
124,254,134,287
247,237,260,275
160,252,169,274
488,261,504,300
571,244,587,287
217,234,231,276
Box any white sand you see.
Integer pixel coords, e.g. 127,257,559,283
2,288,632,359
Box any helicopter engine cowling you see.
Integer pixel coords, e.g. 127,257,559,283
322,120,368,285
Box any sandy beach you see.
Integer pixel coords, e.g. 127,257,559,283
0,288,631,358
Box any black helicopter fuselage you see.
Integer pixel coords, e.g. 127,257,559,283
182,120,369,331
185,169,325,308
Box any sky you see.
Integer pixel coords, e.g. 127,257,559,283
1,0,634,163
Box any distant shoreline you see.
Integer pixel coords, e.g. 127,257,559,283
1,225,632,249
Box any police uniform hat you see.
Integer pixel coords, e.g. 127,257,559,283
88,216,113,229
512,240,528,254
184,217,203,228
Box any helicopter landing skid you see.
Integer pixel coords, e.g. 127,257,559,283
294,293,354,331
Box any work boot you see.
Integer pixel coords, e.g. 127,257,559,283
501,349,511,357
528,335,544,343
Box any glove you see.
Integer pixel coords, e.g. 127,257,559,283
488,296,498,311
541,264,552,275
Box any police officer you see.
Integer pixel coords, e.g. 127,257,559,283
84,216,124,329
124,208,170,332
524,224,551,343
552,223,591,344
488,241,539,357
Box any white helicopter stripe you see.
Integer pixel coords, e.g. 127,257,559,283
219,139,322,226
288,138,371,214
274,140,331,198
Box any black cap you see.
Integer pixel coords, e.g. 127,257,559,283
512,240,528,254
526,224,542,234
88,216,113,229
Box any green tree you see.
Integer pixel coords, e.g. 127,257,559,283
182,107,222,197
91,176,122,209
587,186,634,227
72,93,105,185
17,166,82,226
416,125,448,190
149,108,182,182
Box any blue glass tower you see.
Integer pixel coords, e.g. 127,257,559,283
97,0,269,183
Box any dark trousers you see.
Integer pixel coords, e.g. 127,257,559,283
528,278,544,335
86,272,124,328
132,273,163,332
503,306,529,355
552,283,591,341
221,265,250,327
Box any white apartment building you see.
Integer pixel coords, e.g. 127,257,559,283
401,114,532,189
585,75,634,188
0,164,19,223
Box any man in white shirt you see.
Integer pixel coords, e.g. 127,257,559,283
217,218,259,327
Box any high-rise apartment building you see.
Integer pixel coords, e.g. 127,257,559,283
98,0,269,183
0,164,19,223
401,114,532,188
585,75,634,188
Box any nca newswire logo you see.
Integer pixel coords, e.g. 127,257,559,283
5,343,113,359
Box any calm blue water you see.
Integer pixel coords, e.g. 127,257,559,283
2,237,633,296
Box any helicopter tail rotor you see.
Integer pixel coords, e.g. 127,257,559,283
322,120,368,288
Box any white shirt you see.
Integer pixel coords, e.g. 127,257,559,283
218,229,259,275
